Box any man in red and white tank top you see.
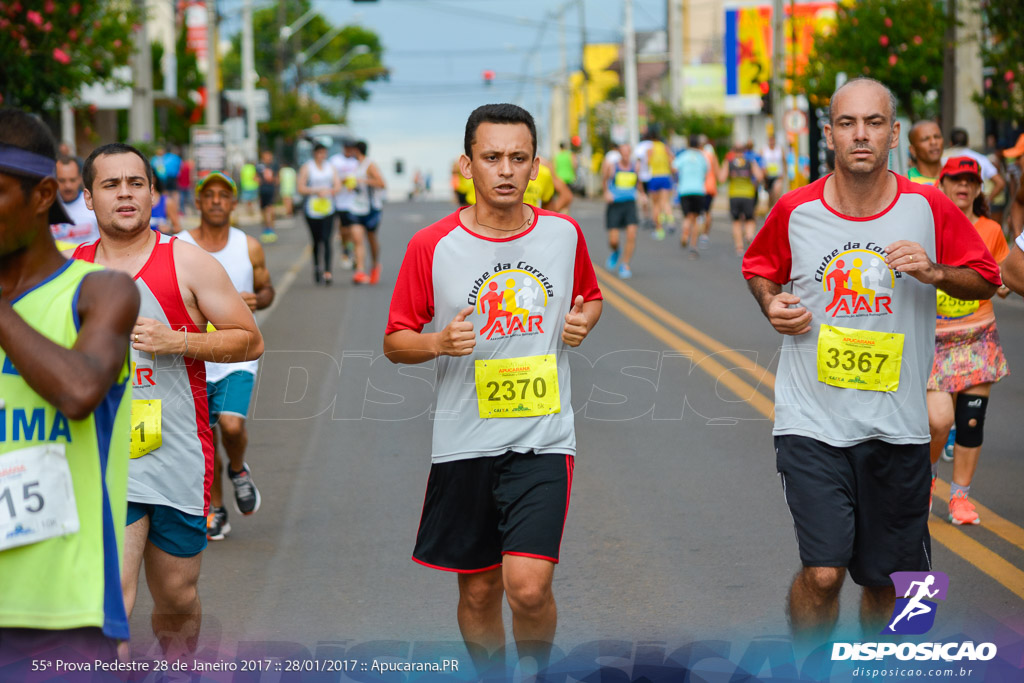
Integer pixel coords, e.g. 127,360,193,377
177,171,275,541
74,144,264,664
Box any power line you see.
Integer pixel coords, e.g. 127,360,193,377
380,0,621,39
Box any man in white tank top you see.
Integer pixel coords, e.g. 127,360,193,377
178,172,275,540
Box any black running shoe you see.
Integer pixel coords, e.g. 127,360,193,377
207,506,230,541
229,463,262,515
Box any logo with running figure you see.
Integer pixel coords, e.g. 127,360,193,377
467,261,553,341
815,243,903,319
883,571,949,635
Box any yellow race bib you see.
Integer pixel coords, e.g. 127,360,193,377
614,171,638,190
817,324,903,392
130,399,162,459
475,354,560,418
310,197,332,215
936,289,980,319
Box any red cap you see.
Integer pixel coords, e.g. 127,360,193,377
938,156,982,183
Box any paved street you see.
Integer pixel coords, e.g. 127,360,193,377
128,199,1024,679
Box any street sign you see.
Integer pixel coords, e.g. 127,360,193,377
783,109,808,135
190,126,227,181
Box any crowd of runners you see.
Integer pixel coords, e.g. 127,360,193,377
3,73,1024,680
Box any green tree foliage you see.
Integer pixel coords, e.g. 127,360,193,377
795,0,951,121
644,99,734,148
975,0,1024,124
151,25,203,145
220,0,385,136
0,0,138,114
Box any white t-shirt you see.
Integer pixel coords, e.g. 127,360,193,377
761,145,784,178
633,141,654,181
51,192,99,244
941,147,998,181
303,160,337,218
177,228,259,382
329,153,358,211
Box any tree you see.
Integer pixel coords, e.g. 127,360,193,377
0,0,138,114
220,0,385,139
975,0,1024,125
644,99,734,149
795,0,951,121
142,25,203,146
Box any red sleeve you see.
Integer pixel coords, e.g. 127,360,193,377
742,189,799,284
929,191,1002,286
569,218,602,302
384,224,447,335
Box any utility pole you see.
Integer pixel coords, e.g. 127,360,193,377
577,0,592,194
129,0,155,143
624,0,639,149
941,0,955,140
205,0,220,126
276,0,287,79
771,0,785,148
954,0,984,145
242,0,257,160
668,0,684,110
555,8,569,158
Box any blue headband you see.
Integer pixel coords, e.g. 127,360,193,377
0,144,56,178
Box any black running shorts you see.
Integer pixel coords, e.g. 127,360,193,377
413,451,574,573
730,197,756,221
258,186,275,209
679,194,705,216
775,435,932,586
606,200,638,229
336,210,354,227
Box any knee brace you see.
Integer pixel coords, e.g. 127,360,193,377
954,393,988,448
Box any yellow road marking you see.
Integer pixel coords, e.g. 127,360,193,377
599,286,775,419
597,272,778,391
929,520,1024,601
933,478,1024,554
596,266,1024,600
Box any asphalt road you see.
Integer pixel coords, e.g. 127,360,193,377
125,198,1024,681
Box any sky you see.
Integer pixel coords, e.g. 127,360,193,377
300,0,669,197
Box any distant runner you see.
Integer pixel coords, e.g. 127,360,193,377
177,172,275,540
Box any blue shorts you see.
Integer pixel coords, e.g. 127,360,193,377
647,175,673,192
352,209,382,232
207,371,255,424
126,503,208,557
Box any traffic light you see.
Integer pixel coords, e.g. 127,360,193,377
760,81,772,115
483,70,495,87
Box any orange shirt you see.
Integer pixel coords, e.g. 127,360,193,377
936,216,1008,331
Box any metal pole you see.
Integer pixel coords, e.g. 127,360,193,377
130,0,154,143
242,0,257,160
577,0,592,194
941,0,956,140
558,8,569,158
669,0,684,110
624,0,639,150
205,0,220,127
771,0,784,148
60,101,76,154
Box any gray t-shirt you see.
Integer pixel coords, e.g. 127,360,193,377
386,208,602,463
742,173,1001,447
